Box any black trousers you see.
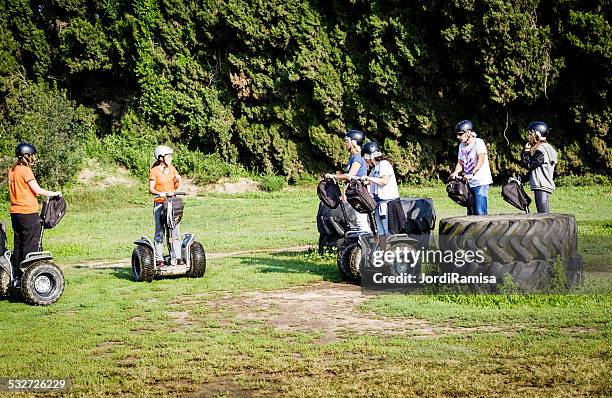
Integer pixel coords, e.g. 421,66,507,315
10,213,42,275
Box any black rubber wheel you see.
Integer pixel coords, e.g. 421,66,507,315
338,240,362,283
132,245,155,283
0,265,10,298
384,239,422,279
439,214,580,292
21,261,64,305
187,241,206,278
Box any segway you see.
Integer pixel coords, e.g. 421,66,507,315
0,197,66,305
337,177,425,287
132,192,206,282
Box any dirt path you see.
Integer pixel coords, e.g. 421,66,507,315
192,282,502,342
73,245,315,269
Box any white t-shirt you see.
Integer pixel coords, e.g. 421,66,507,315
458,137,493,188
369,160,399,200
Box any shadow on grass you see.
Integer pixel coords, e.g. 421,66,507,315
113,268,133,281
238,251,342,282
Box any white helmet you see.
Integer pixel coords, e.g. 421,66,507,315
154,145,173,160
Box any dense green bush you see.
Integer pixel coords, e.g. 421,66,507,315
0,0,609,180
0,81,95,189
258,175,287,192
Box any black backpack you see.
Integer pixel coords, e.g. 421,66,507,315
446,177,473,208
41,196,67,229
502,177,531,213
162,197,184,228
317,178,342,209
345,180,376,214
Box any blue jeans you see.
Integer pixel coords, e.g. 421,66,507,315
467,184,489,215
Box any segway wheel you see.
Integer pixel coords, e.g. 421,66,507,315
339,241,362,283
21,261,64,306
187,241,206,278
0,267,10,298
132,246,155,282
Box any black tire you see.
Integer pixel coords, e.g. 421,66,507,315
439,214,580,292
0,266,10,298
384,239,422,279
132,245,155,283
338,240,361,283
21,261,64,305
187,241,206,278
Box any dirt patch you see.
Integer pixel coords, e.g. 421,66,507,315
77,159,136,188
205,282,501,342
205,177,260,194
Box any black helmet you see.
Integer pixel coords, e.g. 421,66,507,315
15,142,37,158
454,120,473,134
528,121,549,137
344,129,365,145
361,141,380,158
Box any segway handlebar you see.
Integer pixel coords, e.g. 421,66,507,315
155,192,187,198
348,175,369,184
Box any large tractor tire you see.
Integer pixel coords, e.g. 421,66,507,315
21,261,64,305
187,241,206,278
132,246,155,282
439,214,582,292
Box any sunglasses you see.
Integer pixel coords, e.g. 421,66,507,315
456,131,466,136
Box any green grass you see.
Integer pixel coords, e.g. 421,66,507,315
0,183,610,397
1,183,610,267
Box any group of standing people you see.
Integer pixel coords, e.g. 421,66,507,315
325,119,558,236
7,119,558,269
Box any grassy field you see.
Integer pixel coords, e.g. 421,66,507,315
0,183,610,397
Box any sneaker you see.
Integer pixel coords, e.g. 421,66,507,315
176,259,185,266
156,260,165,268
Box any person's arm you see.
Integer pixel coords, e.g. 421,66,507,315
367,175,390,186
173,169,181,190
27,180,60,197
523,150,545,171
326,162,361,181
449,160,463,178
466,154,485,180
149,179,166,197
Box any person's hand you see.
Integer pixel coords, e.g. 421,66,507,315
324,173,334,179
53,191,62,197
449,172,459,179
174,174,182,182
159,192,167,198
524,142,531,151
464,174,473,181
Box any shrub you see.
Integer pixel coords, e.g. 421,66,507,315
0,82,96,189
258,175,286,192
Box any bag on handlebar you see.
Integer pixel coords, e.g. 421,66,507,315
317,178,342,209
446,177,473,208
345,179,376,214
162,197,184,228
41,195,67,229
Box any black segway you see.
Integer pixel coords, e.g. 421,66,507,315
132,192,206,282
0,196,66,305
337,177,427,287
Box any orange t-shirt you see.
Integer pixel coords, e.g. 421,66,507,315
149,165,179,203
8,165,39,214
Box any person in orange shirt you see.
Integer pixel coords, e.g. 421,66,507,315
149,145,182,267
8,143,61,277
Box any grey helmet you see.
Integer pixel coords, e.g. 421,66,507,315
154,145,173,160
528,121,550,138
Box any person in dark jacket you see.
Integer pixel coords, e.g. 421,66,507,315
522,121,557,213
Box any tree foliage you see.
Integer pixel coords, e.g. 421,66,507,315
1,0,610,183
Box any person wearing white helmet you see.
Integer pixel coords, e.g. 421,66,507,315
149,145,182,266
